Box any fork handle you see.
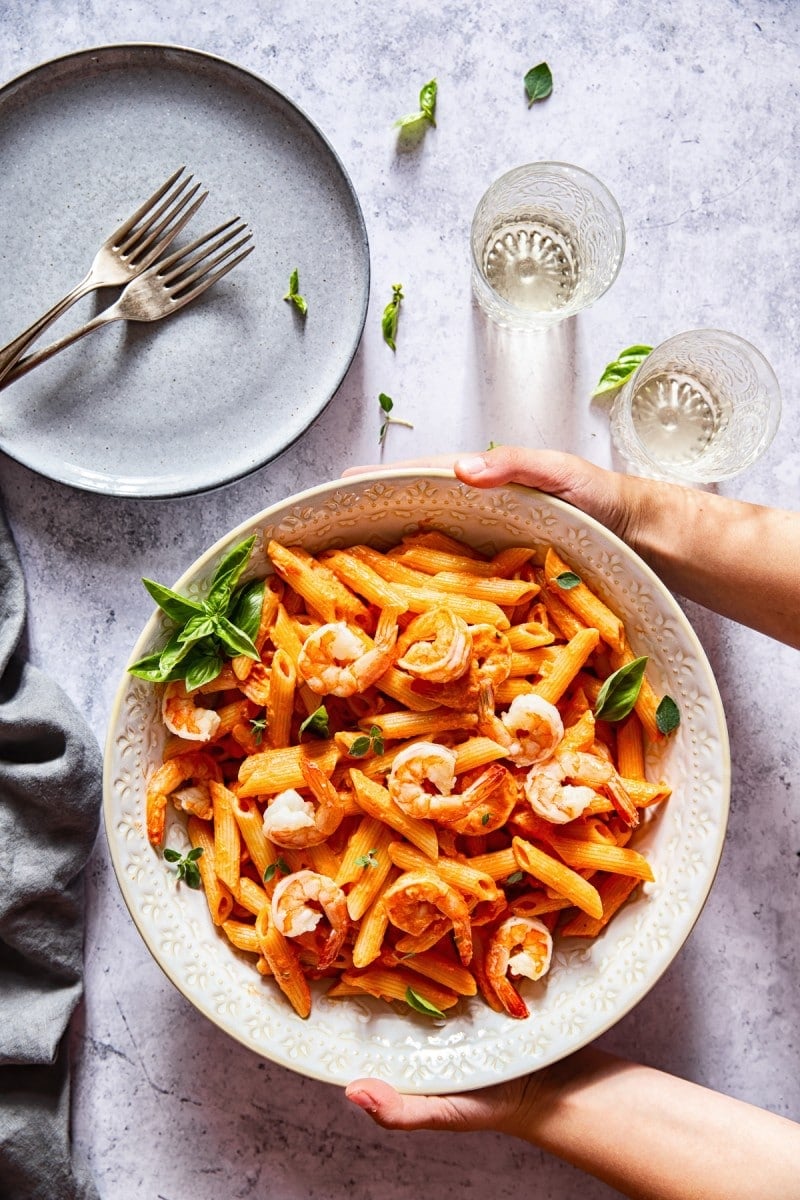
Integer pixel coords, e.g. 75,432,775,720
0,273,98,384
0,306,121,391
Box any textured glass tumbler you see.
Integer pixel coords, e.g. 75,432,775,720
609,329,782,483
470,162,625,331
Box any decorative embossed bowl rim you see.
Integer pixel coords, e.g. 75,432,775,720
103,471,730,1092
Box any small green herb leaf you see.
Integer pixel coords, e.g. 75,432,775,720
556,571,581,590
595,657,649,723
592,345,653,397
355,849,380,869
396,78,437,128
378,392,414,446
656,695,681,736
524,62,553,106
231,579,266,643
250,716,267,745
379,392,394,414
481,811,491,826
506,871,524,884
349,725,384,758
284,267,308,316
405,986,446,1019
164,845,204,889
382,283,404,351
264,857,290,883
299,705,330,739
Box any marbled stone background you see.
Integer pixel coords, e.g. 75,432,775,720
0,1,798,1197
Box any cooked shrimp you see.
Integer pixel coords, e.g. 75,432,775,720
524,758,596,824
271,869,348,970
395,608,472,683
478,684,564,767
145,751,222,845
297,607,399,697
161,680,221,741
557,749,639,828
387,741,506,823
469,624,512,687
486,915,553,1018
448,764,519,835
382,870,474,965
262,758,344,848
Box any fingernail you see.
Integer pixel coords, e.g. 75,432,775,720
346,1088,377,1114
455,454,487,476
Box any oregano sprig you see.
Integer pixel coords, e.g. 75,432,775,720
163,846,204,889
349,725,385,758
378,392,414,446
284,267,308,316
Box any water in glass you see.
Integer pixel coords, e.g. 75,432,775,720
482,214,579,314
629,372,726,469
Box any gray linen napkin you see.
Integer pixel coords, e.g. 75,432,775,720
0,508,101,1200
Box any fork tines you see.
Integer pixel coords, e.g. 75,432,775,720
156,218,254,301
116,167,209,268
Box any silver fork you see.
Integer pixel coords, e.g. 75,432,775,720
0,167,207,383
0,219,254,390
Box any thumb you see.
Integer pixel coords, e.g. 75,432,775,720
453,446,634,543
345,1078,501,1133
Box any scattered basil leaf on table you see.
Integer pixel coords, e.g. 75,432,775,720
656,694,681,735
396,78,437,128
349,725,385,758
592,345,652,396
524,62,553,105
163,846,204,889
299,705,330,739
405,986,447,1019
556,571,581,590
129,535,260,688
264,857,290,883
355,849,380,869
378,392,414,446
283,267,308,315
594,656,649,722
382,283,404,350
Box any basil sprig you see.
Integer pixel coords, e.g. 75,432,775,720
382,283,404,351
396,79,437,129
284,267,308,316
594,657,648,722
592,345,652,396
163,846,203,889
129,536,263,690
299,705,330,739
524,62,553,106
405,986,446,1020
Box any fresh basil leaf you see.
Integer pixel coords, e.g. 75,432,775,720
656,695,681,735
141,578,204,623
177,615,217,644
379,392,394,414
231,579,265,643
127,651,185,683
163,848,182,862
206,536,257,611
592,345,653,396
213,615,260,661
349,735,372,758
158,628,204,674
184,862,202,889
183,645,224,691
524,62,553,105
382,284,403,351
595,656,649,722
556,571,581,590
299,705,330,739
419,79,437,123
405,986,446,1019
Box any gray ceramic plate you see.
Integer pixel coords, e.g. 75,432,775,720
0,44,370,497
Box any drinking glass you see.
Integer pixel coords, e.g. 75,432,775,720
609,329,782,483
470,162,625,331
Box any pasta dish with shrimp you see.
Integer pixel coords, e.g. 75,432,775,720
139,529,676,1022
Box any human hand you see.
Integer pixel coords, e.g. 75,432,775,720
345,1069,549,1139
342,445,644,549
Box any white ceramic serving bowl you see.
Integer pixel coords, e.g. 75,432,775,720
103,470,730,1093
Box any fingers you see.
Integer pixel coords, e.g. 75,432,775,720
341,455,457,478
345,1077,518,1133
